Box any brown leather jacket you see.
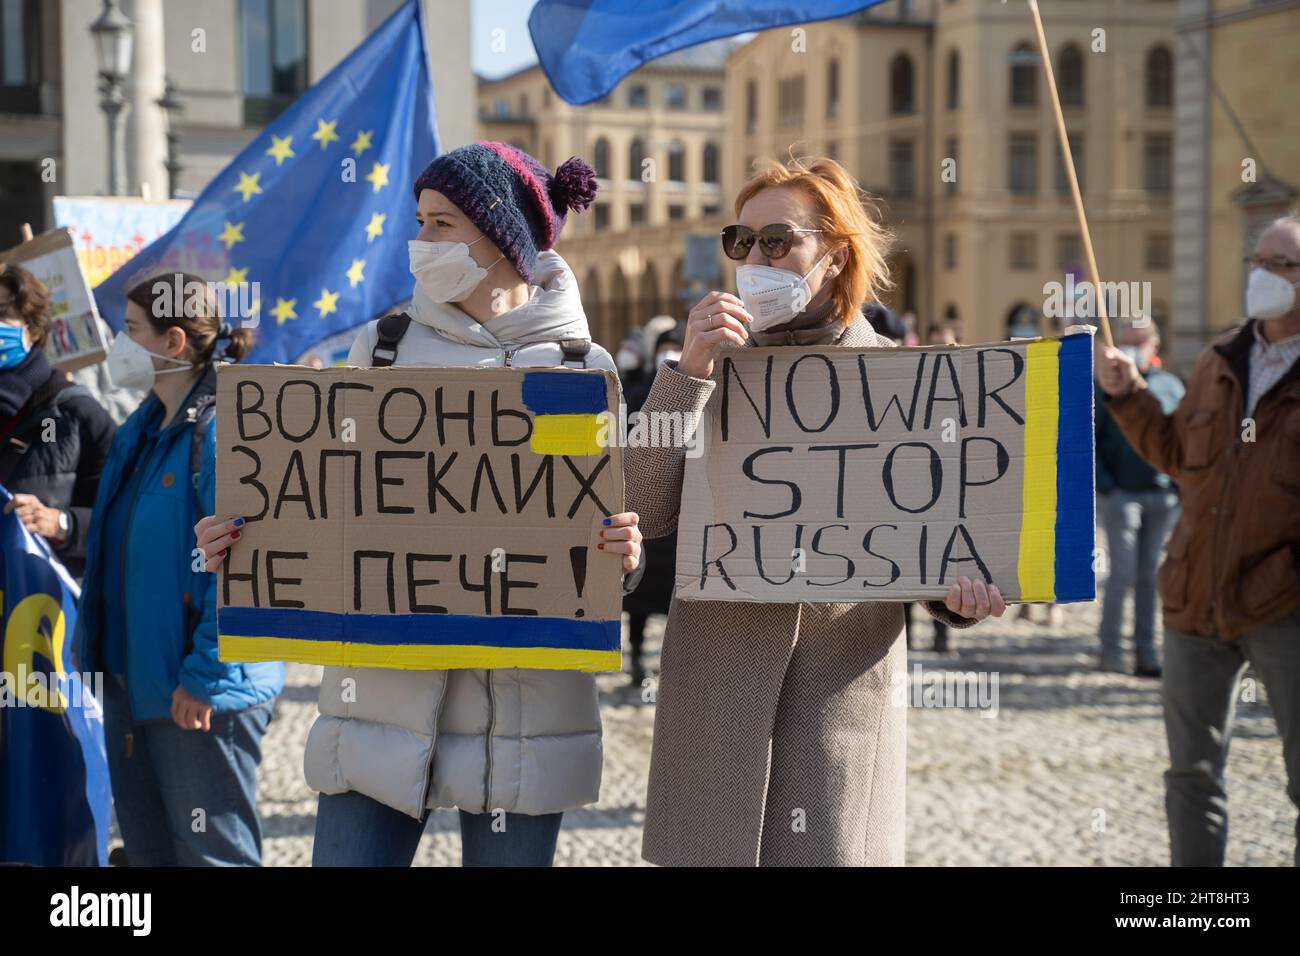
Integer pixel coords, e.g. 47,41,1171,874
1106,320,1300,640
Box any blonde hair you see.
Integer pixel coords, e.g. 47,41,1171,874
734,156,895,320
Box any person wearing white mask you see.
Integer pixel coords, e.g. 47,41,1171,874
1098,214,1300,866
73,272,283,865
623,156,1006,867
196,142,643,868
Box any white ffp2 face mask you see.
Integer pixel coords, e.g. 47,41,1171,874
105,332,194,391
735,251,831,332
409,237,505,304
1246,266,1300,320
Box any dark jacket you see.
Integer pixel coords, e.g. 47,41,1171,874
1095,366,1184,494
0,350,117,578
1106,320,1300,641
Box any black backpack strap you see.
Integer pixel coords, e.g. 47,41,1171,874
372,312,413,367
559,337,591,369
190,396,217,515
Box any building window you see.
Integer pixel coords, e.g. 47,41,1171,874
702,142,720,184
665,83,687,110
889,141,915,199
492,98,509,118
543,89,551,109
826,140,839,162
745,79,758,133
1009,42,1037,108
628,138,646,181
668,204,686,222
827,59,840,118
1058,233,1083,271
1054,133,1084,194
946,49,960,110
1010,233,1037,270
945,137,958,196
943,233,957,271
0,0,40,113
702,86,722,110
518,93,529,116
777,75,805,127
1057,44,1084,108
629,203,646,226
1146,45,1173,108
1144,133,1172,194
241,0,309,124
667,140,685,183
594,204,609,231
1008,133,1037,195
627,84,647,108
701,204,721,217
1145,232,1172,271
890,54,914,114
593,137,610,179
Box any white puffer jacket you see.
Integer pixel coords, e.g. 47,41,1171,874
303,251,615,818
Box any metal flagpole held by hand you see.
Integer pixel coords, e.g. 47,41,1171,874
1027,0,1115,349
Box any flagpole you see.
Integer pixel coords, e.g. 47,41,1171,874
1027,0,1115,348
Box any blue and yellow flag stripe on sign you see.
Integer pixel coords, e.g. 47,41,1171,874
523,370,608,456
1016,333,1095,602
219,608,622,671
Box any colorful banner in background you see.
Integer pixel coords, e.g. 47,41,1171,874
0,485,111,866
52,196,191,289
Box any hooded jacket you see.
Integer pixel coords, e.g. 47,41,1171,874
303,251,618,818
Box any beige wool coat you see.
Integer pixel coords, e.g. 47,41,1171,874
624,317,973,867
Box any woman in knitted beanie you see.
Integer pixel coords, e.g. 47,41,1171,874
197,143,642,867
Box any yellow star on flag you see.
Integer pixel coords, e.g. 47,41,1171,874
223,266,249,286
366,162,390,193
314,288,340,319
233,171,262,202
365,212,386,242
346,258,366,288
312,118,340,149
217,220,245,250
266,134,295,166
351,130,374,156
270,297,298,325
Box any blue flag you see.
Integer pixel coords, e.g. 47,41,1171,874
94,0,439,364
529,0,889,105
0,485,112,866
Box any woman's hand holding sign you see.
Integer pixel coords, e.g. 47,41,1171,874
679,291,753,380
599,511,642,573
195,514,243,571
944,576,1006,622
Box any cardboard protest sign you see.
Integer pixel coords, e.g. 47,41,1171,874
676,330,1095,603
0,228,108,371
215,364,625,672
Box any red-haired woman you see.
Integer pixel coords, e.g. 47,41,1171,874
625,157,1007,867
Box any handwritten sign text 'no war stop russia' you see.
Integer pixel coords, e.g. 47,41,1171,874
676,330,1096,603
214,365,625,672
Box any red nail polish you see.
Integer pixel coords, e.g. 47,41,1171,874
597,543,605,550
231,530,241,540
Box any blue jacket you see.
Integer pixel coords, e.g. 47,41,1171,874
1095,366,1185,495
73,366,283,721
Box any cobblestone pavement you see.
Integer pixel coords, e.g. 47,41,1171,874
257,601,1294,866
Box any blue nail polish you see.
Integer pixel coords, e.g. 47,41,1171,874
232,516,245,527
602,517,611,526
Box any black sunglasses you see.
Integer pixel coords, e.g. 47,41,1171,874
721,223,822,261
1244,254,1300,271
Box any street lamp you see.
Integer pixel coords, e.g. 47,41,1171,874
157,77,185,199
90,0,134,197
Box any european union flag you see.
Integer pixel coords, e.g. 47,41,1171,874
529,0,889,105
94,0,439,364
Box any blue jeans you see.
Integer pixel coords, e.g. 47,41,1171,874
1163,610,1300,866
312,789,563,867
102,673,274,866
1099,489,1180,665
